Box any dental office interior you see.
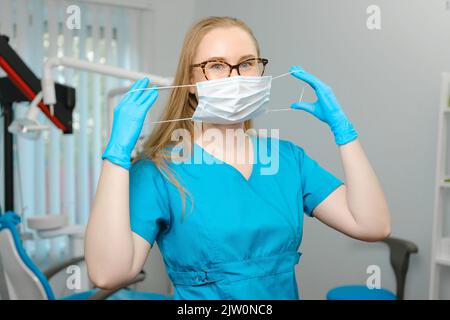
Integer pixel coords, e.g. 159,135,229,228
0,0,449,301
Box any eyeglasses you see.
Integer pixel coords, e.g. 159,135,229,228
191,57,269,80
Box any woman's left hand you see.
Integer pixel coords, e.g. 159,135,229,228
289,66,358,145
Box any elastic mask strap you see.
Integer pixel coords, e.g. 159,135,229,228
124,70,306,124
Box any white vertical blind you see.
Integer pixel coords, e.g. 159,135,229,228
14,0,36,257
46,0,63,261
62,0,76,229
75,2,89,227
90,3,102,200
0,0,151,264
32,0,48,260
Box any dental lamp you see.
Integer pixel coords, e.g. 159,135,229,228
7,91,50,140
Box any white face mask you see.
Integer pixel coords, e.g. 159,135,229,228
192,75,272,124
125,70,305,124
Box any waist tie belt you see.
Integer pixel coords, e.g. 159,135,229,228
167,251,302,286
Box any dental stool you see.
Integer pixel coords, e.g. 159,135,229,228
0,211,173,300
326,237,418,300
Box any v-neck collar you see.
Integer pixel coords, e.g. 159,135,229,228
193,134,259,182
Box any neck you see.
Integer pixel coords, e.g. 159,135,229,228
194,122,248,147
193,122,253,164
203,122,245,133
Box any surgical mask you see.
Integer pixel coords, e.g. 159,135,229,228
192,75,271,124
126,70,305,124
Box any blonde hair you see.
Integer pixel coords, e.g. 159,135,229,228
137,16,261,220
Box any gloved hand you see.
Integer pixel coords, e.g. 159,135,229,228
289,66,358,145
102,77,158,170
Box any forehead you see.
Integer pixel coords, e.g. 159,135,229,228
194,26,258,64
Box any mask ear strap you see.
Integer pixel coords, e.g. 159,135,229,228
149,117,193,124
298,85,305,103
266,84,306,113
271,70,295,80
126,83,196,95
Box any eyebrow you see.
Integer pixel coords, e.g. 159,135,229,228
205,54,257,62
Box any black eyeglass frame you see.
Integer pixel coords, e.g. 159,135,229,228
190,57,269,80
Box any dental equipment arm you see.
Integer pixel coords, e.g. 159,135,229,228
42,56,172,105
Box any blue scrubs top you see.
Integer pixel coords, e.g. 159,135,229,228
129,134,343,300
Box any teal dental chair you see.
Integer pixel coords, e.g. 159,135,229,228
326,237,418,300
0,210,173,300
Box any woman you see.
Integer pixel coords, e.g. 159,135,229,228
85,16,391,300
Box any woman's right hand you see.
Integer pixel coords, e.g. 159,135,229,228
102,77,158,170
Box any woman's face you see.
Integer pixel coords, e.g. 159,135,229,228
189,26,259,94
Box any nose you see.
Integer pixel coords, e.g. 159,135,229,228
229,67,240,77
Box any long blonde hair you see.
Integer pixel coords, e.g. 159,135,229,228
138,16,261,220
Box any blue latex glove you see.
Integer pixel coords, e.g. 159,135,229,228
289,66,358,145
102,78,158,170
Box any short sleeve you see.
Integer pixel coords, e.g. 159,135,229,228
292,144,344,218
129,159,171,246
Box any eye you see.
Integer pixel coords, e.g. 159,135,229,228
211,63,225,70
206,62,227,71
240,60,256,69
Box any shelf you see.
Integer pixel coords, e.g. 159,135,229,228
437,238,450,267
436,255,450,266
430,73,450,299
439,182,450,188
439,176,450,187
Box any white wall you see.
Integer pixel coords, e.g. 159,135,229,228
138,0,450,299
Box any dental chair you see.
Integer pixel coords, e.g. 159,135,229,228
0,211,173,300
326,237,418,300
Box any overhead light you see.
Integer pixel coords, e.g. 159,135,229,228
8,91,50,140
